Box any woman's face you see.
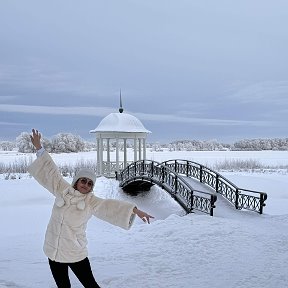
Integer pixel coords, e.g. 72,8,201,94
75,177,94,194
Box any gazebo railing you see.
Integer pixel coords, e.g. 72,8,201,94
100,161,134,177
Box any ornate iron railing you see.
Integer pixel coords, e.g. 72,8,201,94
162,159,267,214
116,160,217,216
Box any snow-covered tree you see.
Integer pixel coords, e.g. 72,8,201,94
151,142,163,152
0,141,15,151
83,141,97,151
41,136,53,152
51,133,85,153
16,132,35,153
233,138,288,151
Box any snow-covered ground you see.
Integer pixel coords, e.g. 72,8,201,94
0,150,288,288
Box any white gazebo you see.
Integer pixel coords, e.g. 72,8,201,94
90,107,151,177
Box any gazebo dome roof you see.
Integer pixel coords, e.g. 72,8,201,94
90,112,151,134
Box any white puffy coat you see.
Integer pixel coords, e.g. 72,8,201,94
27,151,136,263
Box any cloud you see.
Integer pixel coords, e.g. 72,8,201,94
0,104,114,117
0,121,27,126
0,61,101,98
0,96,17,101
0,62,67,89
227,81,288,105
133,111,272,127
0,104,271,128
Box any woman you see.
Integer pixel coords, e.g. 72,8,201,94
28,129,153,288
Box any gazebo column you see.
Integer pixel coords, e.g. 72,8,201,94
107,138,110,175
116,137,119,173
134,138,137,161
143,138,146,160
96,137,100,175
138,138,142,160
99,137,104,175
124,138,127,168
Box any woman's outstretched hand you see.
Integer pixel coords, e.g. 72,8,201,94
30,129,42,150
133,207,154,224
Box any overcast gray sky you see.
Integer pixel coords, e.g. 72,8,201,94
0,0,287,143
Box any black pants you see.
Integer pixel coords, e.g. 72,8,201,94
48,257,101,288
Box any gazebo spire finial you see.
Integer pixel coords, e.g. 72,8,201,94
119,89,124,113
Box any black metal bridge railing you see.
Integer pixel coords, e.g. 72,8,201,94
116,160,217,216
162,159,267,214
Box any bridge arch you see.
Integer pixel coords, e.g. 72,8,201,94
116,159,217,216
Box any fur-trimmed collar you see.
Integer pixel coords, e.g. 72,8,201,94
55,187,92,210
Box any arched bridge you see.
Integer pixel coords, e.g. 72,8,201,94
116,159,267,216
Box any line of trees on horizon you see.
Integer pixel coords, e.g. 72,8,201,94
0,132,288,153
162,138,288,152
